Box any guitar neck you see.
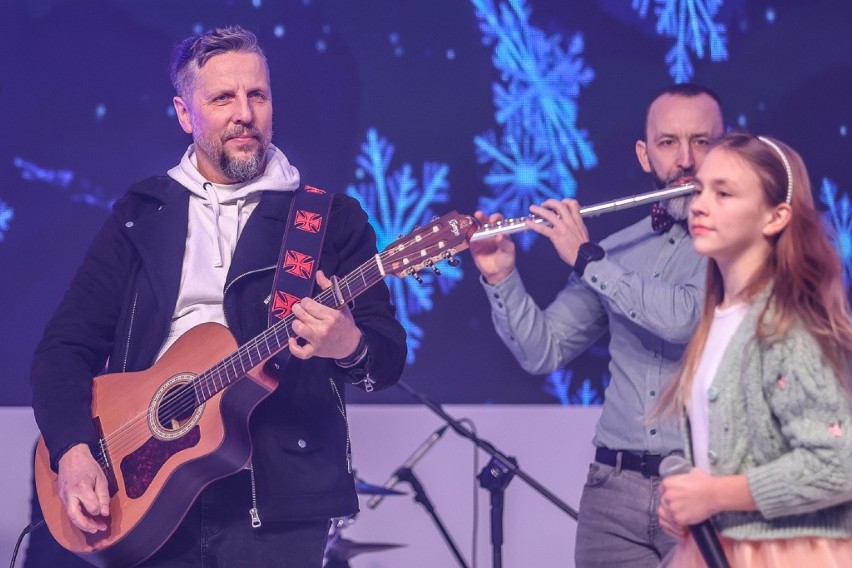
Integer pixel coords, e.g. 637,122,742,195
193,255,386,403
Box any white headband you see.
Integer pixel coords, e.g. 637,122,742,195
757,136,793,204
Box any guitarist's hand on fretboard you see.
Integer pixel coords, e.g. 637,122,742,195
57,443,112,534
288,270,362,361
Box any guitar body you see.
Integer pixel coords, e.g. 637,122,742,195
34,322,278,568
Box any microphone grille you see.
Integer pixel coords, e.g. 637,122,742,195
658,454,692,478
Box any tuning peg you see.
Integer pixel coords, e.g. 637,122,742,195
446,255,460,267
412,272,423,284
426,260,441,275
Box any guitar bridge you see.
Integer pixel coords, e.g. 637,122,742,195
93,416,119,497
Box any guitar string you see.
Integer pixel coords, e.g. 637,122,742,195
97,254,394,458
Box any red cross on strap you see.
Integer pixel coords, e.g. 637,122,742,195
271,291,301,319
282,250,315,279
269,184,333,327
294,209,323,233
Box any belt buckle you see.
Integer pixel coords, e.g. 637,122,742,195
638,454,654,477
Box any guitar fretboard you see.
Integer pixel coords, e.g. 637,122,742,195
187,255,385,407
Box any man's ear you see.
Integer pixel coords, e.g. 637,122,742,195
635,140,652,174
173,96,193,134
762,203,792,238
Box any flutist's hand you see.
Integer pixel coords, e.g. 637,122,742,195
471,211,516,285
528,199,589,267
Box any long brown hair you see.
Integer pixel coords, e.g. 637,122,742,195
660,131,852,413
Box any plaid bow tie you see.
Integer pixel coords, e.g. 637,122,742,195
650,203,687,233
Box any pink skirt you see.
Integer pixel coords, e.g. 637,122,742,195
660,533,852,567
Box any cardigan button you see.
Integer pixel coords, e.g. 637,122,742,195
125,221,134,228
297,439,307,449
707,450,718,465
707,387,718,402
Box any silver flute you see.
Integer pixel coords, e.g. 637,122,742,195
469,182,695,242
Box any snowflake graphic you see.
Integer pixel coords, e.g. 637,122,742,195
819,177,852,288
472,0,597,250
544,368,609,406
14,156,115,210
0,201,13,241
346,128,462,363
633,0,729,83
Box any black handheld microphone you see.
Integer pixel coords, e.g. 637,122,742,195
366,424,449,509
659,455,731,568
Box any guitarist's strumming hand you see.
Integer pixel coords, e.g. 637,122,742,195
56,443,110,534
289,270,363,360
471,211,517,285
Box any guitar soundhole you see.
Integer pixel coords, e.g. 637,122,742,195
148,372,206,441
157,383,197,430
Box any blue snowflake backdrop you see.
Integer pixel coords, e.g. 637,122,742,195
3,0,851,406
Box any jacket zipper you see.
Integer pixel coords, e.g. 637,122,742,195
328,378,353,474
121,291,139,372
223,265,275,530
248,462,262,528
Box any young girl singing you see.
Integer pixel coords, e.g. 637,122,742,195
657,131,852,567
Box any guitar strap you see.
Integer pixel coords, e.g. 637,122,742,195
268,184,334,345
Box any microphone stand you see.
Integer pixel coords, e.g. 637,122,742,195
477,455,517,568
394,467,469,568
397,380,578,568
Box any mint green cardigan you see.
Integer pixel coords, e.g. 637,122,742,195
687,295,852,540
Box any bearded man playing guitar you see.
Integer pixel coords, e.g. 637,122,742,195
30,25,407,568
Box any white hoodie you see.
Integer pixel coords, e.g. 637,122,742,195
157,144,300,359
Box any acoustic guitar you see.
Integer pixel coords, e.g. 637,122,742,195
34,211,476,568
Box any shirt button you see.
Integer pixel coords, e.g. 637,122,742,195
591,276,598,283
652,271,660,278
707,387,718,402
652,351,660,359
497,302,503,308
297,439,307,449
668,237,675,245
629,311,637,318
600,284,606,290
649,390,656,397
493,293,500,299
708,450,717,465
650,428,657,435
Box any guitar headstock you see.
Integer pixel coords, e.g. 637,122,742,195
381,211,478,279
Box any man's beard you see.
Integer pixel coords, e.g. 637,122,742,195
653,167,695,220
663,194,692,220
219,144,265,183
652,167,695,190
197,125,269,183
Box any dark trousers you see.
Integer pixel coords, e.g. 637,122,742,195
141,470,330,568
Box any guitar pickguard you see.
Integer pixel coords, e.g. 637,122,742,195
121,426,200,499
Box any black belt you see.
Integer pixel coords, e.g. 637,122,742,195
595,447,663,477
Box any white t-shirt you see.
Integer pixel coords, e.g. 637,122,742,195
687,302,749,471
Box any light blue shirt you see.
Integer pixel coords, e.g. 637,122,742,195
482,216,706,455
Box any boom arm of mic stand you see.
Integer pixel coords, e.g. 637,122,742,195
397,380,579,521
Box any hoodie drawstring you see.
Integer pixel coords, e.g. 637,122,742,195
203,182,225,268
